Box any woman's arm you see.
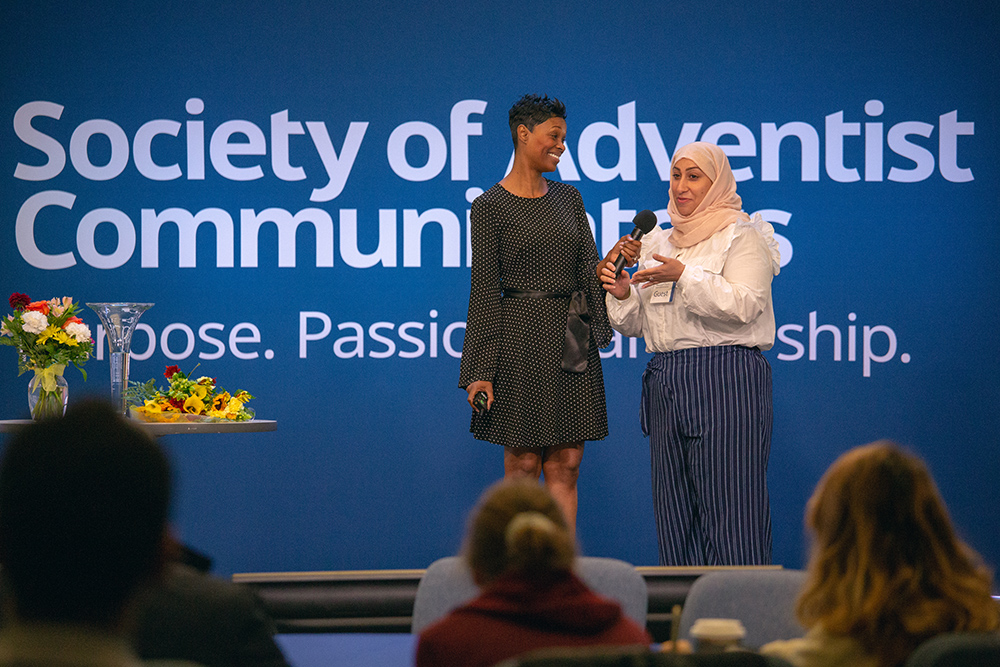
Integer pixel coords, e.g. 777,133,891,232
676,226,774,324
600,254,645,338
572,189,615,348
458,196,501,390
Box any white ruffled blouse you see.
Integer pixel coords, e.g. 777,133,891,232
605,213,780,352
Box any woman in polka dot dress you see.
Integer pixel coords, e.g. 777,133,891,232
459,94,614,532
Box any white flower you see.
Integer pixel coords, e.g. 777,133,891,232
0,316,11,336
65,321,92,343
21,310,48,334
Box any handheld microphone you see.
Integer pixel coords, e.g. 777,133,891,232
613,209,657,277
473,391,489,415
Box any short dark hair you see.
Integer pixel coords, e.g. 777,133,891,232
508,94,567,147
0,401,171,625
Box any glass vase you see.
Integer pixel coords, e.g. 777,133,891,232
86,302,154,416
28,367,69,420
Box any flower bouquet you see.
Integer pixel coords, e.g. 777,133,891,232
127,364,255,423
0,293,93,420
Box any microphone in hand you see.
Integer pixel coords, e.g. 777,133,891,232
613,209,657,277
473,391,489,415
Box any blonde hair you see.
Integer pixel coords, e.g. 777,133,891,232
464,479,575,584
797,441,999,666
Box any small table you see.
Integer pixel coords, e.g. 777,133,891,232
0,418,276,436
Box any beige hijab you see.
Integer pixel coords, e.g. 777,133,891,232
668,142,749,248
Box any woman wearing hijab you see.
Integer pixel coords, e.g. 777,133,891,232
599,141,781,566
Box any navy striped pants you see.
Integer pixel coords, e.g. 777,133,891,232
641,345,773,566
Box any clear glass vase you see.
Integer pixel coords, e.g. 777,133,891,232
86,302,154,416
28,367,69,420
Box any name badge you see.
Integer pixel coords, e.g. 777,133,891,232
650,282,675,304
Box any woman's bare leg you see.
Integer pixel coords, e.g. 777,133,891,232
504,445,543,480
541,441,584,536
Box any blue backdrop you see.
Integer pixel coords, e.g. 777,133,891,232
2,0,998,578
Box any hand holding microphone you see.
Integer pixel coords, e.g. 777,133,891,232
612,209,657,277
473,391,489,415
600,210,656,300
467,380,493,415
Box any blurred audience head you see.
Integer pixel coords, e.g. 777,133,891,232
464,479,575,586
0,400,172,627
797,440,999,665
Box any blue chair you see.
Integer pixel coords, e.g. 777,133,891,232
411,556,648,634
677,569,808,649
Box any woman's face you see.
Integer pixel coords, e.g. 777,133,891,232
522,117,566,173
671,157,713,216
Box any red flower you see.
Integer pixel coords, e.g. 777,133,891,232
164,365,181,379
168,398,184,410
63,316,83,328
26,300,50,315
8,293,30,310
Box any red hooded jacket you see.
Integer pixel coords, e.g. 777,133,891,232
415,569,651,667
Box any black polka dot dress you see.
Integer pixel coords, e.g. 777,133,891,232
459,180,612,448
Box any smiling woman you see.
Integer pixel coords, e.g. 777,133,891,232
671,158,713,216
523,116,567,174
458,94,613,534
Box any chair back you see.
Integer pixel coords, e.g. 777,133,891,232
904,631,1000,667
411,556,478,634
678,569,807,649
496,645,791,666
411,556,648,634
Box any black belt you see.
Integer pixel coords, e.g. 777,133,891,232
503,288,590,373
503,289,571,299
